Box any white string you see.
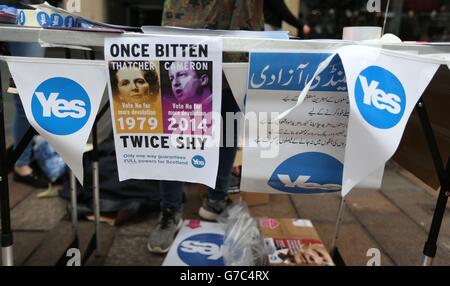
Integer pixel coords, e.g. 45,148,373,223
382,0,391,36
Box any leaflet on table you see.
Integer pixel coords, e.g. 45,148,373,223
105,37,222,188
16,2,137,32
241,51,350,194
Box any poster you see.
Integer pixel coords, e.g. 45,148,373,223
5,56,107,184
241,51,349,194
162,220,225,266
105,37,222,187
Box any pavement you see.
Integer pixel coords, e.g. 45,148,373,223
1,160,449,266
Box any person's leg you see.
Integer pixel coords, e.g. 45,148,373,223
12,95,49,188
207,145,237,201
199,88,238,220
147,180,184,253
159,180,184,211
9,42,49,188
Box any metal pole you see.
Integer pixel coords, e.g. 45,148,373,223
70,171,79,243
63,48,80,247
421,254,434,266
0,60,14,266
330,196,346,255
416,100,450,266
89,50,101,256
1,246,13,266
382,0,391,36
420,164,449,266
92,123,101,256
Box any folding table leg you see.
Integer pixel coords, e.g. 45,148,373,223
70,170,79,244
416,100,450,266
0,62,14,266
92,123,101,256
330,196,346,259
88,50,101,256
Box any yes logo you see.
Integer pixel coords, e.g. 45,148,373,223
355,66,406,129
18,11,26,25
32,77,91,135
191,155,206,168
177,233,224,266
268,152,343,194
36,12,50,27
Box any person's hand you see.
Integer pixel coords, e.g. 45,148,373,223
232,165,241,177
302,244,334,266
303,24,311,36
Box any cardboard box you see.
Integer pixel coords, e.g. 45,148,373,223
162,220,226,266
259,218,334,266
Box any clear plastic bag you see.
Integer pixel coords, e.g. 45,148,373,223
217,198,249,224
221,200,268,266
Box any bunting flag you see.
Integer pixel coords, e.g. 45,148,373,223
5,56,107,185
337,46,440,196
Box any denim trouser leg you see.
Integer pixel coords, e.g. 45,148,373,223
160,84,239,206
207,145,237,200
33,136,67,182
160,181,184,211
207,87,238,201
13,96,32,167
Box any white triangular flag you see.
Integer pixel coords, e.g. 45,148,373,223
337,46,440,196
5,56,107,185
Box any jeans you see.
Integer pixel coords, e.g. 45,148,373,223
160,88,239,211
33,136,67,182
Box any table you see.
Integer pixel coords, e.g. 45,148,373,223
1,24,449,266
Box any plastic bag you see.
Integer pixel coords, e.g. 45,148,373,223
217,198,249,224
221,201,268,266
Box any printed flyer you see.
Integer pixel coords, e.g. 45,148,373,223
241,51,349,194
105,37,222,187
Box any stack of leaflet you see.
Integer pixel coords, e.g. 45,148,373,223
15,2,139,33
0,5,17,24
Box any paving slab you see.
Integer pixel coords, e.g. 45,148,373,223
10,190,66,231
313,221,395,266
346,189,401,214
7,174,36,209
4,231,46,266
290,193,355,222
249,194,298,218
103,235,165,266
24,220,75,266
116,211,159,237
349,211,434,266
85,224,116,266
380,166,450,237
